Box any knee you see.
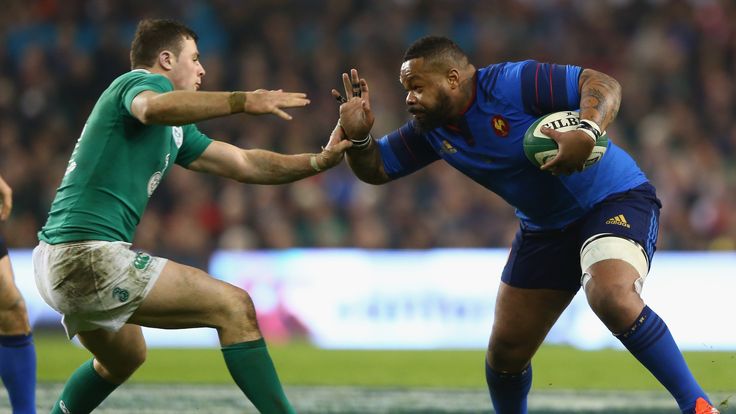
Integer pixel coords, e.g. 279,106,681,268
218,287,258,329
587,280,636,313
97,346,146,382
128,346,147,370
586,282,642,331
487,336,533,372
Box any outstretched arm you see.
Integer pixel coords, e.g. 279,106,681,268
130,89,310,126
186,123,352,184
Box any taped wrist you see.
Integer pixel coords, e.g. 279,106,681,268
309,154,322,172
350,133,373,150
577,119,602,142
229,91,247,114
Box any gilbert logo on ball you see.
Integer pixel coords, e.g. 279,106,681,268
523,111,608,169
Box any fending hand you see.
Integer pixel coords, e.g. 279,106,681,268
331,69,374,140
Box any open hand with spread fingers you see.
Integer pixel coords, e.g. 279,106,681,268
331,69,375,143
242,89,310,120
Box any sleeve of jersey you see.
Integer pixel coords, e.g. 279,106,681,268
176,124,214,167
510,60,581,116
377,121,439,180
122,74,174,117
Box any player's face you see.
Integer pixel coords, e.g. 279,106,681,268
168,37,205,91
400,58,454,132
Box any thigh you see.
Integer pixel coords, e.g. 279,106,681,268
0,255,30,334
502,225,582,292
0,255,21,305
578,184,660,331
129,260,252,331
488,282,576,371
579,182,661,264
0,234,20,306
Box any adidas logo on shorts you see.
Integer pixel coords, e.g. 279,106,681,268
605,214,631,228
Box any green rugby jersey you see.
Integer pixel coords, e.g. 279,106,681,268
39,69,212,244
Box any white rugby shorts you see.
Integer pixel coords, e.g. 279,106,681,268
33,240,166,338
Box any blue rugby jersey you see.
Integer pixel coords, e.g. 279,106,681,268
377,60,647,230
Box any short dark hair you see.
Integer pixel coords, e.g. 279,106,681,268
130,19,198,69
403,36,468,65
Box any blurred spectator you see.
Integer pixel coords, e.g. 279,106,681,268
0,0,734,267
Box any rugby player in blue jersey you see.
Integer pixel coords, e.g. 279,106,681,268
333,36,719,414
0,174,36,414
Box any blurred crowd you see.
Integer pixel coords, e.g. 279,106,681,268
0,0,734,267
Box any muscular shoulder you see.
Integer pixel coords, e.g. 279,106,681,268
476,61,525,91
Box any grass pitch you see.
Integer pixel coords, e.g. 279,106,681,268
10,383,734,413
25,331,734,413
36,332,736,391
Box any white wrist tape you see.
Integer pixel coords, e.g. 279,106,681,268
309,154,322,172
577,127,598,142
578,119,602,143
350,133,373,150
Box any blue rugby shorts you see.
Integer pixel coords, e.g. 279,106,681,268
501,183,661,292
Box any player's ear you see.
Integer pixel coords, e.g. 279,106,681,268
159,50,175,70
447,68,460,89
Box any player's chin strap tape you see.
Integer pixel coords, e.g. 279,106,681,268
577,119,602,142
579,234,649,295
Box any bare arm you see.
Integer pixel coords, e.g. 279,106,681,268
130,89,310,126
346,142,390,185
540,68,622,175
0,174,11,221
187,124,352,184
578,68,622,131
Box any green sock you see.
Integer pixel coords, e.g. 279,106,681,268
50,359,119,414
222,338,295,414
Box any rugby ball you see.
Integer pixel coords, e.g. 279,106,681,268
523,111,608,169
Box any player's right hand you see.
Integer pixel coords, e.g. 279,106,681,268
331,69,375,141
0,175,12,221
243,89,310,120
314,122,355,170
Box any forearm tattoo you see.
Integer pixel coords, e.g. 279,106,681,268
579,69,621,130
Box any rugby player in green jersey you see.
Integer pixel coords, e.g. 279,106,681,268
33,19,351,414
